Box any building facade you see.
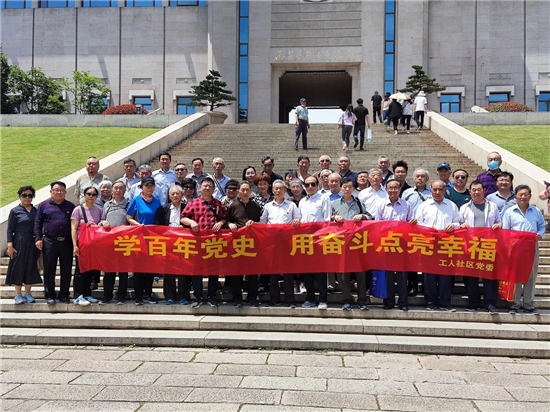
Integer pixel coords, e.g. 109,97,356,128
1,0,549,123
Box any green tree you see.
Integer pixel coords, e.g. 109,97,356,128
9,66,68,114
398,65,446,97
1,46,17,114
68,70,111,114
189,70,236,111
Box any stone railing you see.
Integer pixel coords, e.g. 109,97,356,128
427,112,550,210
0,112,223,250
0,114,190,128
441,112,550,126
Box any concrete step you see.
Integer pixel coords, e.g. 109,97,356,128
1,326,548,358
3,287,550,308
1,312,548,341
1,300,548,324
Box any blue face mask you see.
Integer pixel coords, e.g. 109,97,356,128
488,160,499,170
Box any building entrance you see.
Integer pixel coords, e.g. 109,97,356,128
278,71,352,123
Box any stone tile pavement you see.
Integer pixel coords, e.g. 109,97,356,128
0,345,548,411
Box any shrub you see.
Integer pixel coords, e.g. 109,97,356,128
485,102,534,112
102,104,149,115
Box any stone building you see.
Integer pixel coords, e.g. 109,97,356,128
1,0,549,123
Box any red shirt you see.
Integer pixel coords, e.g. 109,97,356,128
181,197,227,231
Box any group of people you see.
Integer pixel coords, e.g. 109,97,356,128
6,150,546,314
294,93,429,155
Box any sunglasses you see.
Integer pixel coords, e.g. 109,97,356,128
175,168,187,172
304,182,317,187
84,192,98,197
20,193,34,198
454,175,467,180
183,185,195,189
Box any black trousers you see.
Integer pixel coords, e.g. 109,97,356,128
353,124,366,147
103,272,128,302
192,275,218,301
304,272,328,303
42,237,73,300
383,271,408,308
164,275,191,301
403,115,412,130
270,274,295,304
134,273,154,301
415,111,425,128
232,275,259,303
372,107,382,122
424,273,453,308
390,116,400,131
467,277,498,309
73,256,97,298
295,119,308,150
407,271,419,292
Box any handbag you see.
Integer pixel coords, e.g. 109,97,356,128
370,270,387,298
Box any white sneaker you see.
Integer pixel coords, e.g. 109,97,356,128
299,284,307,294
318,302,328,310
75,295,91,306
84,296,99,304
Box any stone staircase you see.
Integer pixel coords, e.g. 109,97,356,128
2,123,549,357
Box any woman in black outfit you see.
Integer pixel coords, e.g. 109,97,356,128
6,186,42,304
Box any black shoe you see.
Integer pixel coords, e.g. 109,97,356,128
487,305,498,314
408,290,418,297
400,306,409,312
288,302,296,309
353,141,358,148
383,305,394,310
250,300,260,307
90,281,98,290
99,300,112,305
464,307,479,312
523,307,540,315
359,147,365,151
59,298,70,304
46,298,56,305
267,301,279,307
426,305,435,311
234,301,243,308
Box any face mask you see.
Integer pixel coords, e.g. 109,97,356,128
488,160,499,170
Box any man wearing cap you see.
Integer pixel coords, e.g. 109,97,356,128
353,98,371,150
413,91,427,130
436,162,454,191
370,91,383,123
476,152,503,196
295,98,310,151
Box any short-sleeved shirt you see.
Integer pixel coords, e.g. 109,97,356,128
414,96,427,111
445,187,471,209
101,198,130,227
127,196,161,225
181,197,227,231
296,105,308,120
371,94,383,107
227,199,262,227
74,173,109,204
71,205,103,237
353,105,369,125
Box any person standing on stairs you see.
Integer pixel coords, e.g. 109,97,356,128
353,98,371,150
294,97,310,151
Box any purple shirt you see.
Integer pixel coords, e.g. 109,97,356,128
476,170,499,196
34,199,76,241
71,205,103,237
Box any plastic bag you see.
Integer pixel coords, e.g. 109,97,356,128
370,270,387,298
367,129,372,142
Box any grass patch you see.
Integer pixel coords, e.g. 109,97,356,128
1,127,160,206
464,125,550,172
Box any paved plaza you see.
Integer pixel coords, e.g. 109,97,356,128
0,345,549,411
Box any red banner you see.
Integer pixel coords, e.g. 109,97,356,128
78,221,536,283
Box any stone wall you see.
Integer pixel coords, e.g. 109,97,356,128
441,112,550,125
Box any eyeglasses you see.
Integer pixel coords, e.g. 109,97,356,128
304,182,317,187
20,193,34,198
84,192,98,197
454,175,467,180
175,168,187,172
183,185,195,189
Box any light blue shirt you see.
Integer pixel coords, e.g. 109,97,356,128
374,197,413,222
260,199,301,224
502,204,545,236
296,105,308,120
153,168,177,186
211,174,231,201
402,186,432,214
486,191,516,217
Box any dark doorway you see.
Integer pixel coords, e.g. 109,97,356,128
279,71,352,123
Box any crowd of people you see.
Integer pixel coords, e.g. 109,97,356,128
5,148,547,314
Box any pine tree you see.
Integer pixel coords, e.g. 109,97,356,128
399,65,446,97
189,70,236,111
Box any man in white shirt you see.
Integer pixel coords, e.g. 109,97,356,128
413,90,428,130
460,180,502,314
260,180,301,307
299,176,331,310
415,180,462,311
153,152,177,186
210,157,231,201
358,168,387,215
